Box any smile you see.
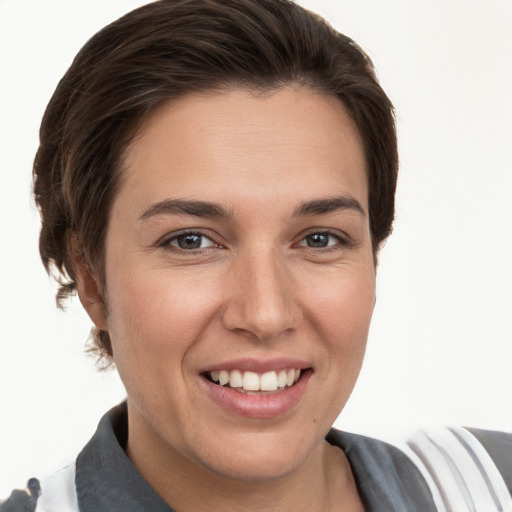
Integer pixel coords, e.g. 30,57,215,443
200,359,313,418
206,369,301,393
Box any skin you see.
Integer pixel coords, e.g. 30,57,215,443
77,87,375,511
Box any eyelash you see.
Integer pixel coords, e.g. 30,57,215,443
159,229,351,253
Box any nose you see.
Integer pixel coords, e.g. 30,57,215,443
221,247,302,340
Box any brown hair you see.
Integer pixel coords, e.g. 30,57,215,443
34,0,398,359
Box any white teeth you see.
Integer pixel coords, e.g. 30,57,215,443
209,368,303,391
229,369,243,388
277,370,287,388
219,370,230,386
243,371,260,391
260,371,278,391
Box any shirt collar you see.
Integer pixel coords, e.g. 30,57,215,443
75,402,435,512
76,402,175,512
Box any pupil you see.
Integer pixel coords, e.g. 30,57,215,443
308,233,328,247
178,234,202,249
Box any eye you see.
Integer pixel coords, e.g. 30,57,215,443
298,232,343,248
163,232,217,251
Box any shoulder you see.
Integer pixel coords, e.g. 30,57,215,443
1,479,39,512
328,427,512,512
466,427,512,495
327,429,437,511
409,426,512,512
35,462,78,512
1,464,78,512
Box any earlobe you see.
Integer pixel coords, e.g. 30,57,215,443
72,248,109,332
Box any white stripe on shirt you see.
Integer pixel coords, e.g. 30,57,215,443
35,461,78,512
408,427,512,512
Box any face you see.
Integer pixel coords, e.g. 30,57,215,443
86,87,375,482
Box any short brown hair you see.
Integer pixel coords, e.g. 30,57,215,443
34,0,398,359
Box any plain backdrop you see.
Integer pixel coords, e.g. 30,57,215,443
1,0,511,497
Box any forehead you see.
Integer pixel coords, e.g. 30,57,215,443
118,87,368,214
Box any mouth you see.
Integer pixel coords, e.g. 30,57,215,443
203,368,307,395
199,359,313,418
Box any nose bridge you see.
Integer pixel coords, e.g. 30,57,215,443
223,244,300,339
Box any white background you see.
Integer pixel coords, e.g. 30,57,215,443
1,0,511,497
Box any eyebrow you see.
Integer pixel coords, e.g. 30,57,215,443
139,199,232,221
292,195,366,217
139,195,365,222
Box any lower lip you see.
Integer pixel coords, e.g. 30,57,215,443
201,371,312,419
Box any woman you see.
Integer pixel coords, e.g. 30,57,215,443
1,1,510,511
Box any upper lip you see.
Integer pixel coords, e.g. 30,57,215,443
199,357,313,374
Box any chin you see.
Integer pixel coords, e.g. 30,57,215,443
190,427,322,483
205,451,307,483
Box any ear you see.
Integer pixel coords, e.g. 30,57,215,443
75,262,108,331
72,245,109,331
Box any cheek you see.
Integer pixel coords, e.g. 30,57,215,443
307,264,375,335
302,263,375,377
105,268,221,368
